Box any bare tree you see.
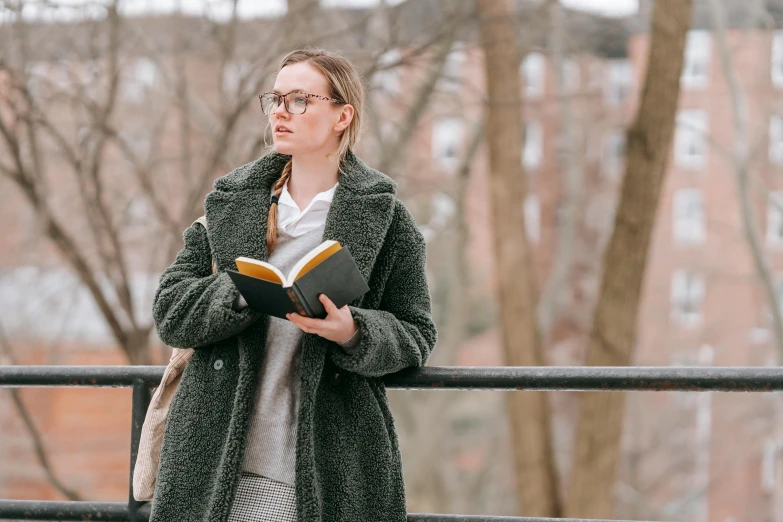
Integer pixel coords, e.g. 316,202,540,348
0,0,456,364
477,0,560,516
565,0,694,517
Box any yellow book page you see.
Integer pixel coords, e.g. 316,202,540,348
236,258,284,284
293,242,342,282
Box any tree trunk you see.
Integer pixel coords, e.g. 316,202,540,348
565,0,694,518
476,0,560,516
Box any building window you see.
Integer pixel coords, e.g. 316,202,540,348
770,115,783,164
26,61,49,96
521,52,546,98
605,59,632,106
560,59,580,94
27,60,71,96
673,189,705,245
602,130,626,178
222,61,263,98
438,48,465,93
127,195,153,226
373,49,402,95
380,120,398,142
675,110,709,169
81,59,101,100
118,129,152,160
432,117,464,170
762,278,783,327
589,60,603,89
681,30,711,89
524,195,540,243
772,31,783,87
428,191,456,231
124,57,158,103
522,121,543,170
767,192,783,246
761,438,779,493
775,278,783,321
373,121,399,158
670,269,705,326
222,60,258,96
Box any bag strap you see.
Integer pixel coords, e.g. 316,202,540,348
192,215,217,275
192,215,208,230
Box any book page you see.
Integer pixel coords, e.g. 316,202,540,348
287,240,342,285
236,257,285,284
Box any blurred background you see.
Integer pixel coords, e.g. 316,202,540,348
1,0,783,520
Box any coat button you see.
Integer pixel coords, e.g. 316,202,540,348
329,371,341,386
214,359,224,370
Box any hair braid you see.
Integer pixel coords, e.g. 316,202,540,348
266,160,293,254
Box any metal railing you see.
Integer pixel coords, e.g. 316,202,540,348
1,365,782,522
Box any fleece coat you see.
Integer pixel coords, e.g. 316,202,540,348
149,150,438,522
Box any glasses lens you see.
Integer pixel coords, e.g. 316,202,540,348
285,92,308,114
260,94,278,115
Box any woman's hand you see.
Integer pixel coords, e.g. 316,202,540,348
287,294,358,344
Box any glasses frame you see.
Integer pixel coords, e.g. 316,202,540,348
259,90,346,115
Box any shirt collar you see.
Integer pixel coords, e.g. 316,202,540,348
276,180,338,210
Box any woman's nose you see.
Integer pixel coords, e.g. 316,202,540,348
274,99,288,117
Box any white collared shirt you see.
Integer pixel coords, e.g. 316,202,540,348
273,180,338,237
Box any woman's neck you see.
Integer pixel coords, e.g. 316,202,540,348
287,152,340,208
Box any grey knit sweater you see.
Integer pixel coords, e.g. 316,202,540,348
238,224,360,485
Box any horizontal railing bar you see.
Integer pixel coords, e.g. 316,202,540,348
0,365,781,392
0,500,150,520
386,366,783,391
0,501,657,522
408,513,660,522
0,366,163,387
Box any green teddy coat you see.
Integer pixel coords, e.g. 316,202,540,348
149,150,438,522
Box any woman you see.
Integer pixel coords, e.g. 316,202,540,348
149,48,438,522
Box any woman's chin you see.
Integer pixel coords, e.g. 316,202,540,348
273,142,296,155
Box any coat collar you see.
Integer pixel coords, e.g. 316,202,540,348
204,150,398,284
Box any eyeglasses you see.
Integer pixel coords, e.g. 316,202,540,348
259,90,345,115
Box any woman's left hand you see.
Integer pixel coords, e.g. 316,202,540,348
287,294,358,344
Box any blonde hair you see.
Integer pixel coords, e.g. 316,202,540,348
266,48,365,254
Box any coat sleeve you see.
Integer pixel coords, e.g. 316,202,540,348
328,210,438,378
152,222,261,349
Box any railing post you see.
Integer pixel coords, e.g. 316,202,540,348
128,378,151,522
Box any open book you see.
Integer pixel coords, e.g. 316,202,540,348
226,240,370,320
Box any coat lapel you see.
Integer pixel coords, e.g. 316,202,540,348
323,156,396,284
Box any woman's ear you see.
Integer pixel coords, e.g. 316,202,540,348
334,104,355,133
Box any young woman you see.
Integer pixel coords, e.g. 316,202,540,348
149,48,438,522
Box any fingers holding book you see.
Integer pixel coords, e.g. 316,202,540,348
287,294,359,344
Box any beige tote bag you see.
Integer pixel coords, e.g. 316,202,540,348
132,216,213,501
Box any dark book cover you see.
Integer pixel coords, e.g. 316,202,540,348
226,247,370,320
